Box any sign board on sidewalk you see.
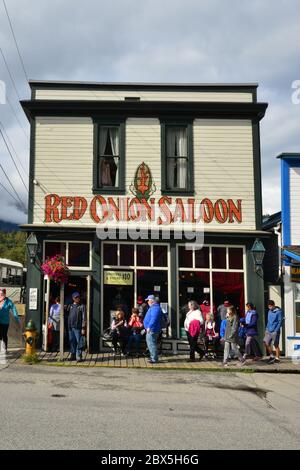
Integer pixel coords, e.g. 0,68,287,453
29,288,38,310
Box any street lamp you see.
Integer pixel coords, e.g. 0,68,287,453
26,233,39,264
250,238,266,273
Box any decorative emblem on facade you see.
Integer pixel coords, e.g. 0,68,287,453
129,162,156,200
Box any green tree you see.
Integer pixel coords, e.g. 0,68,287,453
0,231,27,265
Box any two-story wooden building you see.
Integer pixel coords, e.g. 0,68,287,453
21,81,269,352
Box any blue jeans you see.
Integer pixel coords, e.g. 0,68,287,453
69,327,82,359
127,332,142,354
146,331,159,362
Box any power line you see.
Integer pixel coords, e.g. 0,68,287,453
0,127,28,192
5,94,29,140
0,46,21,100
2,0,29,83
0,163,26,210
0,180,21,206
0,121,29,177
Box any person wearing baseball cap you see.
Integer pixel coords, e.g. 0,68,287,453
143,294,163,364
0,288,20,352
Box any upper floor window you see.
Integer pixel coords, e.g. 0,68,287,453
161,123,193,194
93,121,125,193
167,127,188,190
99,127,119,187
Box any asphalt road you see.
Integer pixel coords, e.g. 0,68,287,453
0,364,299,450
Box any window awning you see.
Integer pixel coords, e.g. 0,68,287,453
282,246,300,264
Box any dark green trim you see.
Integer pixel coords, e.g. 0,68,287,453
92,118,126,194
170,241,178,339
21,100,268,122
91,235,101,352
161,121,194,195
29,80,258,93
28,118,35,224
252,120,263,230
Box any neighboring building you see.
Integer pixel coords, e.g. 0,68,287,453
278,153,300,357
21,81,270,352
0,257,24,303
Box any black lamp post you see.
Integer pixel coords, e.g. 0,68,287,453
250,238,266,273
26,233,39,264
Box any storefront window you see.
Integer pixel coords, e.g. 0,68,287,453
229,248,243,269
68,243,90,267
179,246,193,268
212,247,226,269
195,247,209,268
102,243,170,333
137,245,151,266
120,244,134,266
103,243,118,266
212,272,245,317
179,271,210,337
44,242,66,260
153,245,168,267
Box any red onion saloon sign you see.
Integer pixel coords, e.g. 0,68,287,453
44,195,242,224
44,163,243,225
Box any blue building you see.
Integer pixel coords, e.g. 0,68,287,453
279,153,300,357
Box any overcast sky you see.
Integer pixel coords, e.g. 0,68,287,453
0,0,300,224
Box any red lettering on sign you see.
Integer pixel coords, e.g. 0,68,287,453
90,196,109,223
157,196,173,225
214,199,229,224
200,198,214,223
228,199,242,223
61,197,74,221
73,197,87,220
128,198,142,221
45,194,61,223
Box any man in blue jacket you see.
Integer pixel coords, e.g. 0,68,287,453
143,294,163,364
264,300,283,364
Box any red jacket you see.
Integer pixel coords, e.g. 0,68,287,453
188,319,201,337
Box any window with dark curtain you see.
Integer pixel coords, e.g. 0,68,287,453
120,244,134,266
68,243,90,267
44,242,66,260
103,243,118,266
137,245,151,266
178,246,193,268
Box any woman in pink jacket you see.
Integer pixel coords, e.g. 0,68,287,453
184,301,204,362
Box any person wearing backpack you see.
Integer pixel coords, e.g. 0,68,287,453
67,292,86,362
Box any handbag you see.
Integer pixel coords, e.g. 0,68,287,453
101,327,113,341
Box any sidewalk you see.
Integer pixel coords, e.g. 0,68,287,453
4,349,300,373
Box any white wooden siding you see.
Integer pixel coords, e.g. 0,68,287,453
35,89,253,102
290,167,300,244
194,119,255,228
33,117,256,230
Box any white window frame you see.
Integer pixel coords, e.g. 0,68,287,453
43,240,92,271
177,244,247,337
101,241,170,334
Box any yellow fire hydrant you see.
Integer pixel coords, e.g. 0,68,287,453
23,320,39,356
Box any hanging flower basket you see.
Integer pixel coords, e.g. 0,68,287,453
41,255,69,284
